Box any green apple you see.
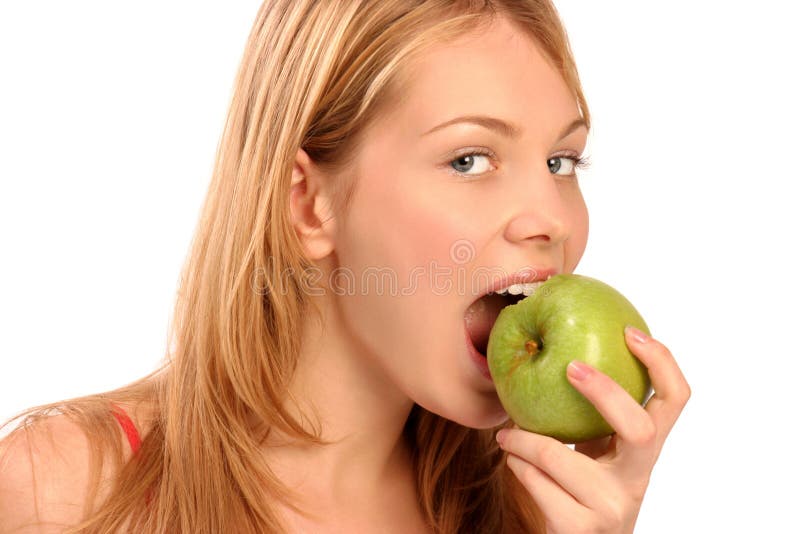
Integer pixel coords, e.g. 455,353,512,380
487,273,651,443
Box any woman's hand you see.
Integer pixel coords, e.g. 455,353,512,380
496,326,691,534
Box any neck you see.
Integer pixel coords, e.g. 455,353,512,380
260,294,417,507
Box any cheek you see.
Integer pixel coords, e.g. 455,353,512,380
339,168,469,299
565,186,589,271
333,175,463,354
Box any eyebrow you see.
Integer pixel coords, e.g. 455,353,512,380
421,115,588,141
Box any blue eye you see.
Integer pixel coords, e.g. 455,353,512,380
450,151,494,176
548,155,591,176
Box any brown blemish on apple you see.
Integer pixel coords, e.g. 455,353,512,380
525,339,539,357
508,339,539,375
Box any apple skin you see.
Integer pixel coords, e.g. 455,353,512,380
487,273,651,443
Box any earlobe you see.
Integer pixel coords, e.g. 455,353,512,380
289,149,336,260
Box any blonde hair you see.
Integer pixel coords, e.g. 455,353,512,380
1,1,590,531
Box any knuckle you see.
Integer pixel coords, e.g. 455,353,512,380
670,380,691,410
680,381,693,403
629,417,657,447
651,339,677,364
652,337,672,357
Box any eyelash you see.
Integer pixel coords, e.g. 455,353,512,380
446,148,591,179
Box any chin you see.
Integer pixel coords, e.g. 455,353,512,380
459,401,510,429
424,393,510,430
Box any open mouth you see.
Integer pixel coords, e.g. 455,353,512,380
464,291,526,356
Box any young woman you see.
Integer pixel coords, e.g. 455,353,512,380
0,1,690,532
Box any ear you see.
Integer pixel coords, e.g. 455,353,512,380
289,148,336,260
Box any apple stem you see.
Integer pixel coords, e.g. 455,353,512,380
525,339,539,357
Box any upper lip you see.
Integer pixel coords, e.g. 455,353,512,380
478,267,559,299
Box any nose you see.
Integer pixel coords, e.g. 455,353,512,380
503,169,571,246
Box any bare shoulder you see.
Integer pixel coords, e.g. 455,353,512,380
0,413,126,533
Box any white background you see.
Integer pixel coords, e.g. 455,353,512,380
1,2,798,532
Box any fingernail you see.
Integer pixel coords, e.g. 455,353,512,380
567,360,591,381
496,429,508,445
625,325,649,343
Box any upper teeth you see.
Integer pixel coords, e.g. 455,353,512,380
493,280,546,297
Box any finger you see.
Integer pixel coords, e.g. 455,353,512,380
505,452,591,523
498,428,607,508
624,326,692,436
566,361,658,469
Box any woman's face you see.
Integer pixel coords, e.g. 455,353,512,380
326,16,589,428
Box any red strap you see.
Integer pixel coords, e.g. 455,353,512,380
109,403,154,507
110,403,142,454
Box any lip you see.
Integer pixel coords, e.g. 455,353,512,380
464,324,493,381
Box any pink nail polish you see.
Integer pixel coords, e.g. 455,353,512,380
625,325,649,343
567,360,591,381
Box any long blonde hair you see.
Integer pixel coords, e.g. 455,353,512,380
0,1,590,531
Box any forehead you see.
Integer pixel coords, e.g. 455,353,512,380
380,16,580,140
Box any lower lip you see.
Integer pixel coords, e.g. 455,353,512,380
464,326,493,381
